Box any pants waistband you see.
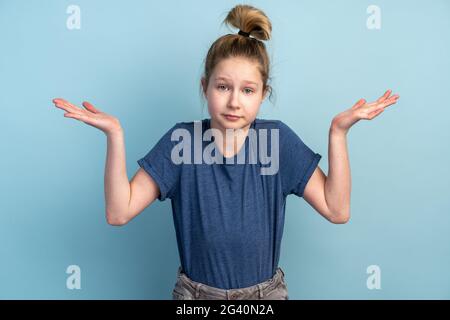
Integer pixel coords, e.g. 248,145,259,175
175,267,286,299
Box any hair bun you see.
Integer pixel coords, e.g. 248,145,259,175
223,4,272,41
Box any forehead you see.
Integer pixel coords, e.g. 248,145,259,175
212,57,261,84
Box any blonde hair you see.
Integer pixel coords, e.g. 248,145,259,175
200,4,274,104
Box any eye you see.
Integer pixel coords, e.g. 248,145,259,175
244,88,254,94
217,84,228,91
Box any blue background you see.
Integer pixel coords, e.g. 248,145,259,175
1,0,449,299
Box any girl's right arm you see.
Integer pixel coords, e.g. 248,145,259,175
53,98,160,226
105,130,160,225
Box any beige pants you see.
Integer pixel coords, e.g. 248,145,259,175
172,267,289,300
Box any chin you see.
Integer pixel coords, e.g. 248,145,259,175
221,119,248,130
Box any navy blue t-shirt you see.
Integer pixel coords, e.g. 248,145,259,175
137,118,322,289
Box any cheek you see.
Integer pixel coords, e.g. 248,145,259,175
247,101,262,115
207,100,222,115
207,93,225,110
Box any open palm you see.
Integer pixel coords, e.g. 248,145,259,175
332,89,400,133
53,98,122,135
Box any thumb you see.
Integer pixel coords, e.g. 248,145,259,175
82,101,101,113
351,98,366,110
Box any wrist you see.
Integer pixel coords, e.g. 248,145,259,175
330,122,348,137
106,126,124,137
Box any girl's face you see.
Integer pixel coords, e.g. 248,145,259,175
201,57,268,133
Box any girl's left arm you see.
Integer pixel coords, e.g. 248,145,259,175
303,89,400,224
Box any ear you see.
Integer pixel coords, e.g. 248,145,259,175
201,77,207,96
262,86,269,100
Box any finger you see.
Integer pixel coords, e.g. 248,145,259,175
53,98,70,110
381,95,400,107
55,103,83,115
376,89,392,103
366,103,385,113
388,94,400,101
64,112,91,123
55,100,84,114
82,101,101,113
367,107,384,119
53,98,73,106
62,100,84,111
366,98,398,115
366,95,398,112
351,98,366,110
54,101,78,113
64,112,83,119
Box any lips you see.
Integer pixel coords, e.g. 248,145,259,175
224,114,241,119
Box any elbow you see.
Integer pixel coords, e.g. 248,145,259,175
329,212,350,224
106,213,128,226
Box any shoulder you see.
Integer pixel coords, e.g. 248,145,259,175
254,118,281,130
254,118,294,132
171,119,207,132
254,118,299,142
158,119,204,140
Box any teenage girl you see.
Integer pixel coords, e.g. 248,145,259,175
52,5,399,300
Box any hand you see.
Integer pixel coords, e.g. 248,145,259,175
52,98,122,135
331,89,400,135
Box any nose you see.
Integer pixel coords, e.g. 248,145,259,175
227,90,241,110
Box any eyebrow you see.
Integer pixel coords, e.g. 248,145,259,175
214,77,259,86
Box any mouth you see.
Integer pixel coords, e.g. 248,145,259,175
223,114,241,121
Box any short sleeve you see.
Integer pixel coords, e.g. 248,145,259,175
137,123,181,201
278,120,322,197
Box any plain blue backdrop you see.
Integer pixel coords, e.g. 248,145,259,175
1,0,449,299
